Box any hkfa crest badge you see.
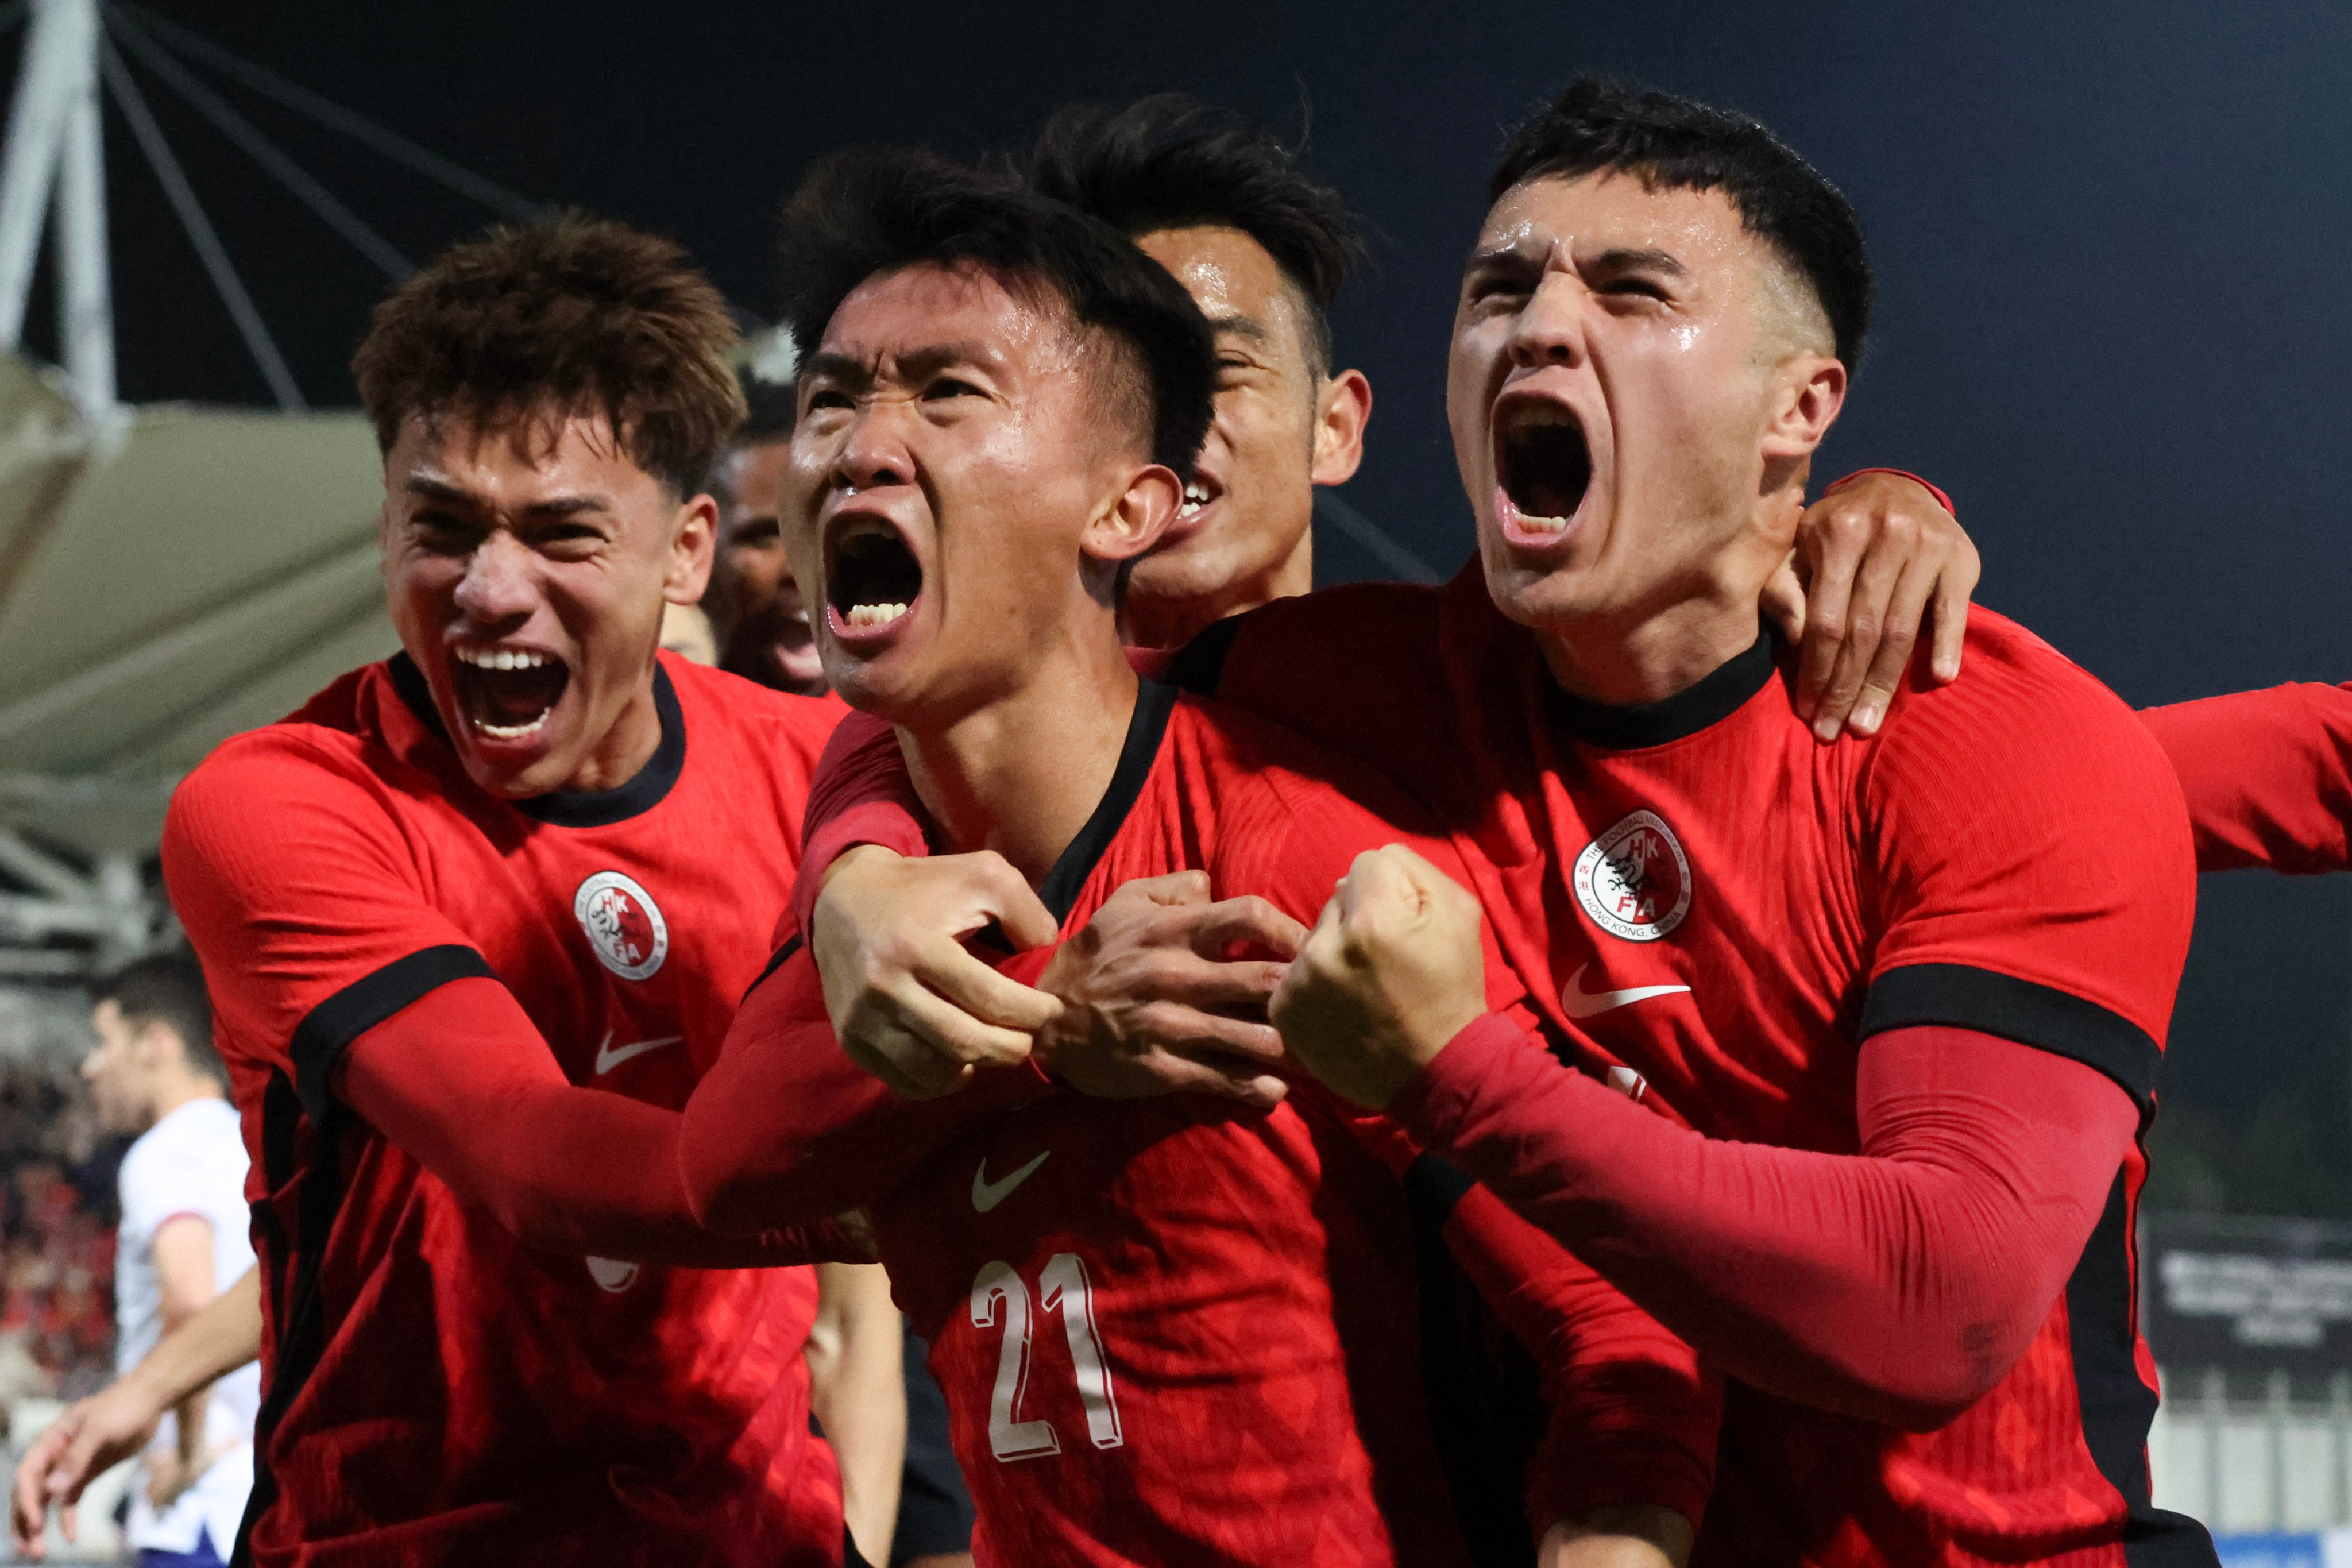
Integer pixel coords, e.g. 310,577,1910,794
1573,810,1692,942
574,871,669,980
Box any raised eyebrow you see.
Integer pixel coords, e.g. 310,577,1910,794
800,352,869,388
1588,246,1686,277
1466,234,1544,269
404,476,478,507
522,495,613,520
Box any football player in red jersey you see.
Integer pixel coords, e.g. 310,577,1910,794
1257,81,2209,1566
781,84,2348,1568
675,149,1722,1568
788,96,2352,1127
794,92,1990,1115
152,218,883,1567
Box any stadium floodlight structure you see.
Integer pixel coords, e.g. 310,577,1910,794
0,0,538,979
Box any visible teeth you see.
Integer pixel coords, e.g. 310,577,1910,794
455,646,550,671
474,709,551,740
844,603,909,628
1518,512,1571,535
1506,401,1577,432
1180,482,1211,519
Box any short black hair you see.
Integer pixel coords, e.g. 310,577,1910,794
777,148,1216,474
92,953,222,1085
1490,78,1871,369
1022,94,1363,381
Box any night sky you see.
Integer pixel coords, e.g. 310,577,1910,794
33,0,2352,1204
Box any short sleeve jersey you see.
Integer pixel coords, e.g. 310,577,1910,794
760,684,1550,1568
115,1096,259,1555
161,652,847,1567
1194,570,2202,1567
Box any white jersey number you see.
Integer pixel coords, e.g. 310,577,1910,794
969,1252,1124,1461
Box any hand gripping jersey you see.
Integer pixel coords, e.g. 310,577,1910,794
788,566,2221,1567
684,683,1718,1568
162,652,849,1567
1221,574,2204,1567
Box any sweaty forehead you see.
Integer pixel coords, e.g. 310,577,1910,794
817,262,1080,382
1138,225,1311,361
1472,172,1759,276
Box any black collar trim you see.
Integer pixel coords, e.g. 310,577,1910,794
1546,627,1778,749
385,651,688,827
1037,679,1177,923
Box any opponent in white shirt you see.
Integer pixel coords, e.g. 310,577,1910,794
82,957,256,1568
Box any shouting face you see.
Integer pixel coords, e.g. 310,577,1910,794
1447,171,1844,651
783,262,1178,724
712,438,826,694
380,411,715,797
1124,226,1366,640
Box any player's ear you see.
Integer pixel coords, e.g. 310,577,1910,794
1760,355,1846,462
1311,369,1373,487
1082,462,1183,566
665,491,718,606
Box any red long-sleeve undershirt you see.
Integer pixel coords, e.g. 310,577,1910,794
1390,1016,2141,1432
682,953,1724,1531
338,976,864,1269
2139,681,2352,874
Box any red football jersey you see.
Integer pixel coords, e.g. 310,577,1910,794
702,683,1708,1567
162,652,849,1566
1194,571,2202,1566
2139,681,2352,873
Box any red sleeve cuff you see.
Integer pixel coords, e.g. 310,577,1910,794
1824,467,1956,519
1388,1010,1530,1150
789,801,934,941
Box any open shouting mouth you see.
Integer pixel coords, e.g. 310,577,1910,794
1495,399,1593,542
825,517,925,642
450,644,570,741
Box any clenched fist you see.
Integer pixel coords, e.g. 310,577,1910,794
1269,845,1490,1110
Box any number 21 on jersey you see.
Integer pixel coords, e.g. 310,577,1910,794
970,1253,1123,1461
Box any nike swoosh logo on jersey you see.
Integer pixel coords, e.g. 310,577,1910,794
1560,963,1691,1020
972,1150,1051,1214
593,1030,684,1075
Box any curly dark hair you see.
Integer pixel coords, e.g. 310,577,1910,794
352,212,746,495
777,148,1215,475
1492,78,1872,369
1021,94,1364,380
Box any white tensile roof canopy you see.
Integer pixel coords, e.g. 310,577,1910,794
0,0,1443,980
0,0,539,977
0,358,390,872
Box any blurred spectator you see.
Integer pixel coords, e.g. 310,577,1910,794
707,343,827,696
0,1064,123,1417
82,956,254,1568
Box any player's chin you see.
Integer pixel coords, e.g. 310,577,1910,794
1479,548,1609,634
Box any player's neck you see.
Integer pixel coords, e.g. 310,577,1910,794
559,670,664,795
1118,529,1312,652
1536,492,1794,706
144,1071,223,1129
897,628,1142,889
